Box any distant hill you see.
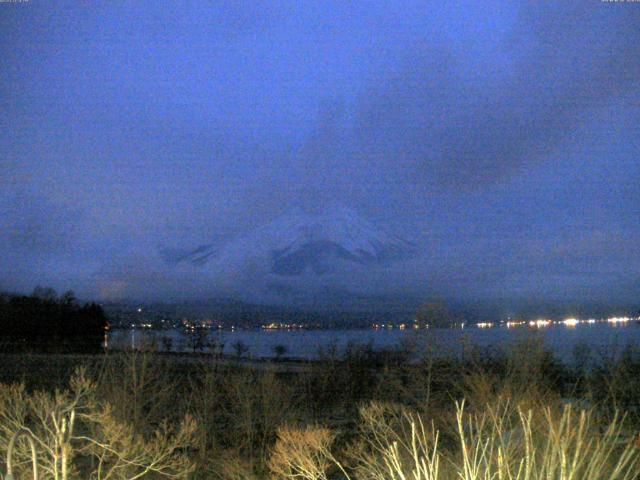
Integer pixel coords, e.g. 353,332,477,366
104,297,415,330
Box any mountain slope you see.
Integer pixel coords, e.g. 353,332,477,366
174,206,415,276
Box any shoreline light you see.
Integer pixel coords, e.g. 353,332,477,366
506,321,525,328
562,318,579,327
529,319,551,328
607,316,630,324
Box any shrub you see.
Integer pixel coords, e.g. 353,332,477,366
0,368,195,480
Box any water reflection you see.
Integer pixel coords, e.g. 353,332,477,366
109,318,640,362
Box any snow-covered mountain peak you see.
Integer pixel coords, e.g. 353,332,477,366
171,205,415,276
258,205,407,258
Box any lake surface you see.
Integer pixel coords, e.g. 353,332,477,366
108,319,640,363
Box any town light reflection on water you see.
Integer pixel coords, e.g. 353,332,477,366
529,319,552,328
475,316,639,330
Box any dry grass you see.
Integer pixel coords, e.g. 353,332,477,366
266,400,639,480
451,400,639,480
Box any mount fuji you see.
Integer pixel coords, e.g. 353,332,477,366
168,205,415,278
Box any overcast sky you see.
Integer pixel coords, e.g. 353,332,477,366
1,1,639,310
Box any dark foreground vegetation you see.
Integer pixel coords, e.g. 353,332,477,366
2,336,640,479
0,288,108,353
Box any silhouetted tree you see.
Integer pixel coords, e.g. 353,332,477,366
232,341,249,359
0,288,108,353
161,335,173,352
184,326,209,353
60,290,77,306
273,344,288,361
32,286,57,301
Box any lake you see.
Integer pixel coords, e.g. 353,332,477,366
108,318,640,363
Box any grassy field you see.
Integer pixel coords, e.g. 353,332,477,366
1,335,640,479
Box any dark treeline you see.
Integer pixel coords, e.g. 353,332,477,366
0,287,108,353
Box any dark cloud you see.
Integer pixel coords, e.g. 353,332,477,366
349,2,640,189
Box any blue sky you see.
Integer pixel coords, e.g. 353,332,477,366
1,1,639,309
